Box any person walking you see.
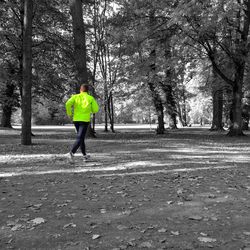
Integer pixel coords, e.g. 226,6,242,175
65,84,99,162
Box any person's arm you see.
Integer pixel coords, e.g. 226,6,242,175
91,97,99,114
65,95,75,119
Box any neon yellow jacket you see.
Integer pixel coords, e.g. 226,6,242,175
65,92,99,122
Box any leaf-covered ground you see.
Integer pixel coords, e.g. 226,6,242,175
0,126,250,250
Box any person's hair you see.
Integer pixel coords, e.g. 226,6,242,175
80,84,89,92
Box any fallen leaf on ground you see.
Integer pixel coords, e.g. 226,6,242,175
138,241,153,248
210,217,218,221
63,223,76,229
117,225,128,230
171,231,180,236
57,203,67,207
200,232,208,236
198,237,217,243
158,228,167,233
30,217,45,225
189,215,203,221
92,234,101,240
11,224,22,231
100,209,107,214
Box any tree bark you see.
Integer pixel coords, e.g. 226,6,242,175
21,0,33,145
162,37,177,129
0,82,15,128
69,0,88,87
228,76,244,136
210,68,224,131
104,79,108,132
1,106,12,128
148,10,165,134
210,88,224,131
181,82,188,126
148,80,165,134
110,93,115,132
108,92,115,132
242,104,249,130
162,84,177,129
70,0,97,137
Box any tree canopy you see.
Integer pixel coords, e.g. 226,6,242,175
1,0,250,143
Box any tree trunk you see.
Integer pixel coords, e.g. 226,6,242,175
104,79,108,132
70,0,97,138
166,85,177,129
157,108,165,134
148,81,165,134
161,83,177,129
228,80,244,136
148,11,164,134
210,61,245,136
182,84,188,126
18,0,24,99
210,68,224,131
1,106,12,128
176,102,185,127
169,113,178,129
108,92,115,133
111,93,115,132
0,82,15,128
210,89,224,130
162,38,177,129
242,104,249,130
69,0,88,87
21,0,33,145
148,47,165,134
92,114,96,132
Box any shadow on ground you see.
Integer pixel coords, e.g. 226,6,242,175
0,126,250,249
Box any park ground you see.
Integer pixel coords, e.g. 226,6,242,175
0,125,250,250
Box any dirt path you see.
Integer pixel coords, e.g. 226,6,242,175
0,127,250,249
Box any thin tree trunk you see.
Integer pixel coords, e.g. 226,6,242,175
92,114,96,132
242,104,249,130
104,79,108,132
110,92,115,132
107,92,115,132
91,0,99,134
182,82,188,126
21,0,33,145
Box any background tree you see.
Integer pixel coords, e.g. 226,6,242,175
173,0,250,135
69,0,88,90
21,0,33,145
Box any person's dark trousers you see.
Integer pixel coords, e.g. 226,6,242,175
71,121,89,155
